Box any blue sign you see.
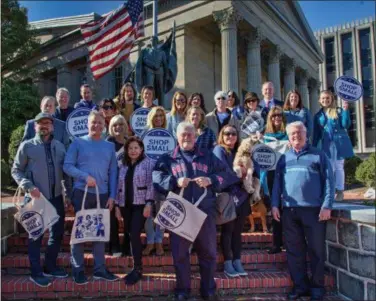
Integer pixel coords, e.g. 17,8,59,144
142,129,176,160
251,144,277,170
66,108,91,138
130,107,150,137
334,76,363,102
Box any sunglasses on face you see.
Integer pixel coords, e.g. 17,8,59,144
223,131,237,137
246,99,258,103
102,105,114,110
271,113,282,118
176,98,186,103
217,97,226,101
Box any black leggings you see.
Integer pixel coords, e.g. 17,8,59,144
121,205,145,267
221,199,249,261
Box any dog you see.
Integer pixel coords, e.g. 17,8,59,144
233,136,267,233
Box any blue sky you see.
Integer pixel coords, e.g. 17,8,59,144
21,1,375,31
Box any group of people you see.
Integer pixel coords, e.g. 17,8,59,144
11,79,354,301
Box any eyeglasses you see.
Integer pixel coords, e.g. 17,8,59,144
102,106,114,110
271,113,282,118
216,97,226,101
176,98,186,103
223,131,237,137
246,99,258,103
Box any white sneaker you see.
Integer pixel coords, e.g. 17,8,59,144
112,252,122,258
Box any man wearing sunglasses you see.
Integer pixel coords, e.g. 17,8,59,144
205,90,240,138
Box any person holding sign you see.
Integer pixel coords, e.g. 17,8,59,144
167,91,189,139
12,113,69,287
213,125,259,277
141,85,156,109
186,107,216,151
313,90,354,202
114,137,155,285
152,122,239,300
106,115,129,257
283,90,313,141
272,121,334,301
63,111,118,285
115,82,140,124
261,106,288,255
142,106,169,256
188,92,207,113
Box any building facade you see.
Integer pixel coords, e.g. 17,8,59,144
4,0,323,112
315,17,376,154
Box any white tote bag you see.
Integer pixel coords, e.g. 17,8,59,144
70,185,110,245
13,187,60,241
154,188,207,242
264,136,289,170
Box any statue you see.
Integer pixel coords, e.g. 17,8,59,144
135,24,177,105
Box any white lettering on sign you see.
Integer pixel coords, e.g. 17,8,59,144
130,108,150,136
143,129,176,160
334,76,363,102
66,108,91,138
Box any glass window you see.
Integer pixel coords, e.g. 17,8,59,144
359,28,375,148
325,37,336,91
112,66,123,98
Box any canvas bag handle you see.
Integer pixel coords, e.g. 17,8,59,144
13,186,24,209
179,181,208,208
81,184,101,211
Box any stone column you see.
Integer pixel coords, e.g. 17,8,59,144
309,79,320,114
267,45,282,100
32,77,45,98
246,28,263,95
298,70,309,108
57,65,72,93
213,8,242,94
283,59,296,93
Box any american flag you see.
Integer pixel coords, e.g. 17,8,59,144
81,0,144,80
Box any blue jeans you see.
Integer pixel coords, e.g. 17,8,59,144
145,217,164,244
28,195,65,277
70,189,108,276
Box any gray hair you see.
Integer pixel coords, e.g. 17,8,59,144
88,110,105,122
286,121,307,136
40,96,56,108
262,81,275,89
56,87,70,98
176,122,195,137
214,90,228,102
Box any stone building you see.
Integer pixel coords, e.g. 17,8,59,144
314,17,375,154
4,0,323,112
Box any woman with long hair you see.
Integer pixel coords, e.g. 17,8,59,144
283,90,313,140
313,90,353,201
115,82,140,123
262,106,288,254
115,137,155,284
99,98,117,138
167,91,189,138
188,92,207,113
106,115,130,257
227,90,243,120
213,125,258,277
142,106,168,256
185,106,216,150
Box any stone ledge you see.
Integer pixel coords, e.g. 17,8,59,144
331,202,376,225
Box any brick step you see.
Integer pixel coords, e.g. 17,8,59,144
2,250,288,275
1,271,335,300
6,232,272,253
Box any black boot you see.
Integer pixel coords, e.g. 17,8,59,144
122,233,131,256
124,266,142,285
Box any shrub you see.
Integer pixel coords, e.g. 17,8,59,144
8,125,25,162
355,153,376,188
1,159,11,188
344,156,363,186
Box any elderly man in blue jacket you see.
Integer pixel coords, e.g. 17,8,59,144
271,121,334,301
153,122,239,301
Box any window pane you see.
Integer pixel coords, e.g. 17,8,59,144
359,28,375,148
325,37,336,90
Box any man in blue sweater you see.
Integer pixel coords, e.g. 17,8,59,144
272,121,334,301
64,111,118,284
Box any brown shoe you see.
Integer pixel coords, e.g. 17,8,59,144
155,243,164,256
142,244,155,256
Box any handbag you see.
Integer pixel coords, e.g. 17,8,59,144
70,185,110,245
13,187,59,241
154,187,207,242
215,192,237,225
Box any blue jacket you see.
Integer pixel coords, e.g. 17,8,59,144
271,145,334,209
166,113,185,139
53,106,75,122
284,108,313,140
196,127,216,151
22,119,70,150
213,145,260,207
312,108,354,160
74,99,98,110
152,146,239,215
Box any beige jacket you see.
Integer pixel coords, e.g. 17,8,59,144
205,108,241,138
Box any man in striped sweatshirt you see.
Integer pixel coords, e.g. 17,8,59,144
271,121,334,301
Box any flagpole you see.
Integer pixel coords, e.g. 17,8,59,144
152,0,158,38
